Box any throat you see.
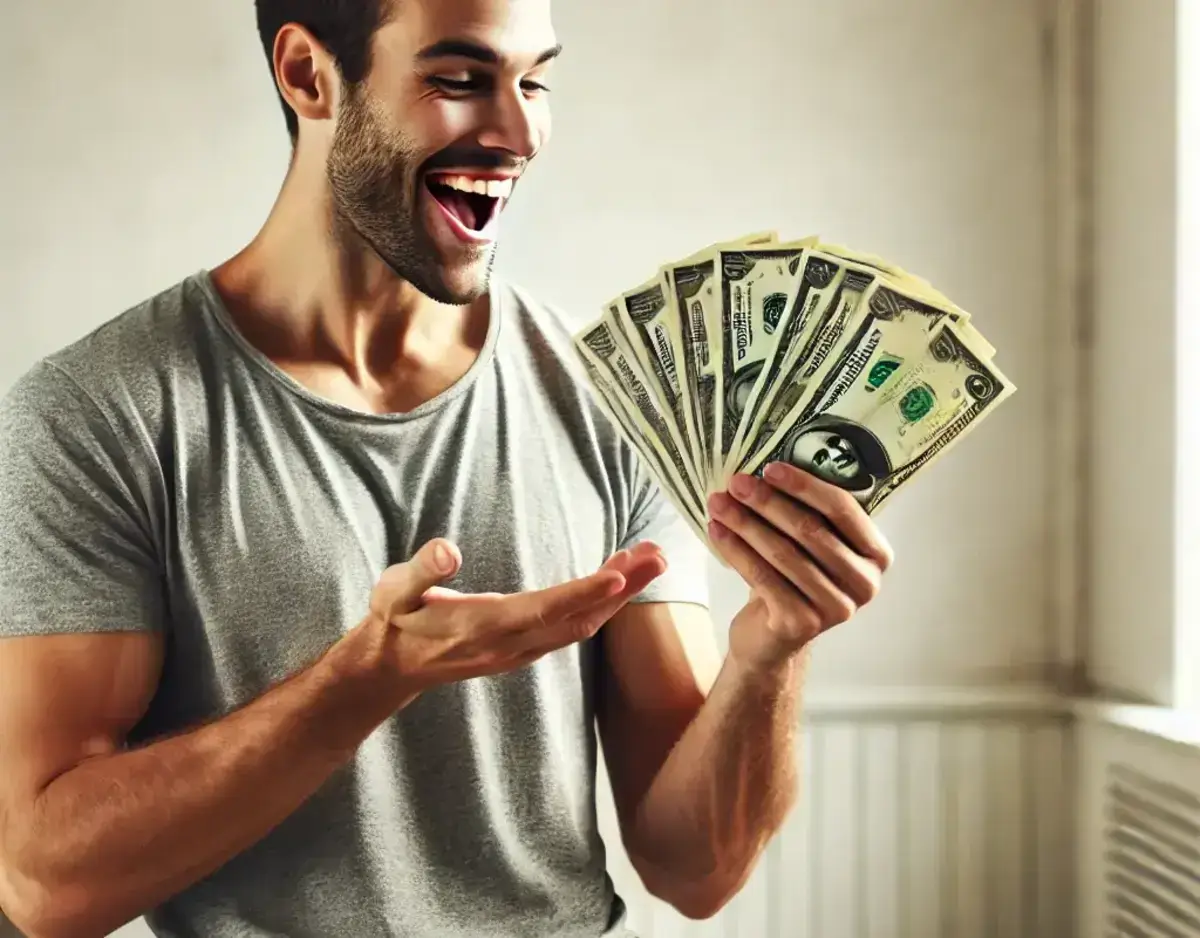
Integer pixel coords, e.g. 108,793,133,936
428,183,496,231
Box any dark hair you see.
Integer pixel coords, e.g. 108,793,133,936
254,0,394,140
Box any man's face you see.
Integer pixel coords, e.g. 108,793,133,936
325,0,558,304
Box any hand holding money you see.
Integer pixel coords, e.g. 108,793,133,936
711,462,895,670
572,231,1016,558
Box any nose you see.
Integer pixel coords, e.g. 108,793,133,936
477,87,546,162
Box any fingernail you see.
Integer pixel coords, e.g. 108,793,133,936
708,520,729,540
729,474,755,499
764,462,788,483
433,542,455,573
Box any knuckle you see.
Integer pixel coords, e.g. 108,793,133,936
847,568,881,606
750,556,779,592
768,541,799,580
792,509,824,543
800,607,825,638
829,500,859,533
828,594,857,625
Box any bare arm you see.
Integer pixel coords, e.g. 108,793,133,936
599,464,894,920
597,602,803,920
0,620,405,938
0,539,664,938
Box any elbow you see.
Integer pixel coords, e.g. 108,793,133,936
641,869,741,921
0,854,108,938
627,851,746,921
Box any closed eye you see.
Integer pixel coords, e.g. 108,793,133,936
428,75,551,96
429,76,484,93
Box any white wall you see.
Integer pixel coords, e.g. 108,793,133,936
1087,0,1200,709
0,0,1059,935
2,0,1055,691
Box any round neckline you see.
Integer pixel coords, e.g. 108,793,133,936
191,269,504,426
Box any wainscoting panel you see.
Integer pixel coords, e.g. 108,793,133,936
598,692,1074,938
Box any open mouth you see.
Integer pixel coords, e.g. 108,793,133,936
424,173,514,234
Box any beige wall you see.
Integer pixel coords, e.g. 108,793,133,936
0,0,1059,935
1,0,1056,691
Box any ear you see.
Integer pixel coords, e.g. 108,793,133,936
271,23,343,133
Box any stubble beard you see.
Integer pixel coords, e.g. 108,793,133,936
325,82,494,306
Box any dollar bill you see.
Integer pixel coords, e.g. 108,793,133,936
727,250,855,470
817,240,997,360
711,243,813,480
571,340,710,544
662,232,795,490
729,258,882,474
797,281,965,423
664,257,721,489
574,318,706,522
607,285,705,490
742,318,1015,515
735,259,989,479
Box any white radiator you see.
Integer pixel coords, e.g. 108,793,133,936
1076,712,1200,938
599,690,1074,938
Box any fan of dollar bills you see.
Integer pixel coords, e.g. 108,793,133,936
571,232,1016,550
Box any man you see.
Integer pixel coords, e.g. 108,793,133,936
0,0,893,935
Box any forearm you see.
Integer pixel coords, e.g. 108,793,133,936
627,649,807,917
5,619,404,938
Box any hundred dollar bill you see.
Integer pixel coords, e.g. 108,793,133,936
728,250,855,469
817,240,997,360
663,232,796,489
730,255,883,472
571,340,710,545
797,281,967,424
742,319,1016,515
733,261,989,478
574,318,707,522
711,242,813,479
606,288,705,491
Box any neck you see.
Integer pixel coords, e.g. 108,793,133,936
210,152,487,386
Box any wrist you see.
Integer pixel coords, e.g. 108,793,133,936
320,617,422,717
725,643,809,693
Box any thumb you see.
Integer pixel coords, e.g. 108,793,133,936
370,538,462,623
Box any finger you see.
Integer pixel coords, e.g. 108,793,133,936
562,550,668,633
706,513,805,615
370,538,462,621
758,464,895,571
726,475,882,606
420,586,505,604
709,491,859,622
507,551,669,655
602,541,662,576
496,567,627,632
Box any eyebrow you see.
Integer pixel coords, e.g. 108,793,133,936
416,38,563,67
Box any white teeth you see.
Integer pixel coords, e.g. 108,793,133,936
433,174,514,200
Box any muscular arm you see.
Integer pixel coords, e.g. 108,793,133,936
597,602,803,920
0,621,402,938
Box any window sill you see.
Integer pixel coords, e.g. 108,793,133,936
1072,697,1200,755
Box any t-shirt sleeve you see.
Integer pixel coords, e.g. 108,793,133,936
618,457,710,609
0,361,166,638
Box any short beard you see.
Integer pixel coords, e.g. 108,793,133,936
325,82,492,305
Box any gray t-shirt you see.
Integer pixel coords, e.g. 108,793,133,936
0,271,709,938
